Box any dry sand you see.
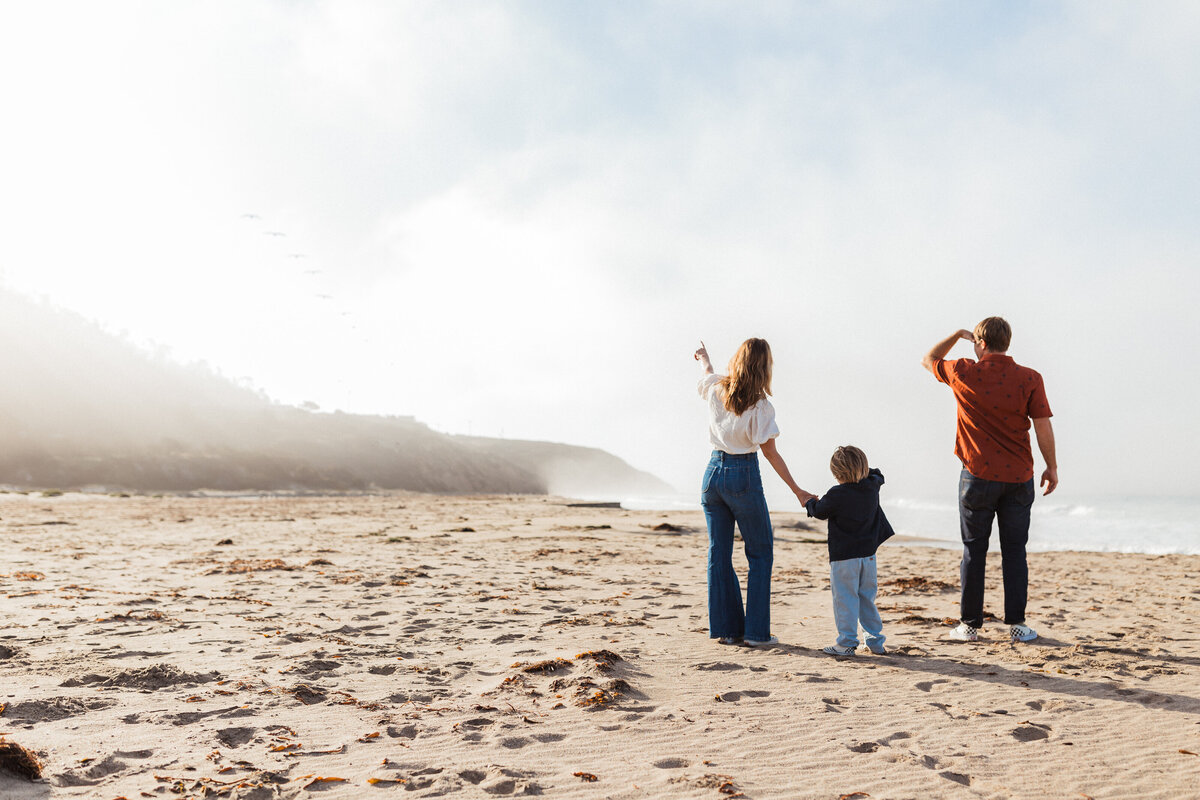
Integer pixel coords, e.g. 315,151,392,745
1,491,1198,799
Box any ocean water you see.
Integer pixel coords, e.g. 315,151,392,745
619,493,1200,556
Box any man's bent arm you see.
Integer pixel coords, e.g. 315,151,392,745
921,329,974,374
1032,417,1058,495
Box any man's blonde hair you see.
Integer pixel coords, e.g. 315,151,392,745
830,445,869,484
974,316,1012,353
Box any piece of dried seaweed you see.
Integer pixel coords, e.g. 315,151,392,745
0,738,43,780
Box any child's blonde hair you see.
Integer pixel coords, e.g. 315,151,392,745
719,338,773,416
830,445,869,484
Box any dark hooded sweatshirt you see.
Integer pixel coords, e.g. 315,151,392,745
804,468,895,562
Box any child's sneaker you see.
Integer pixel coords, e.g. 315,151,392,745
948,623,979,641
1009,623,1037,642
822,645,856,656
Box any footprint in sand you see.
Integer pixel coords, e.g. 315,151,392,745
461,717,495,728
940,771,972,786
653,758,690,768
695,661,745,671
847,742,880,753
915,679,950,692
460,769,487,784
387,724,419,739
532,733,566,743
52,751,143,787
216,727,256,748
499,736,531,749
796,674,840,683
1011,725,1050,742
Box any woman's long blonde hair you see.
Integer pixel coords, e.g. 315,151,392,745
719,338,772,416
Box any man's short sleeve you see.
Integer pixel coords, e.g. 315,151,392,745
932,358,966,385
1026,372,1053,419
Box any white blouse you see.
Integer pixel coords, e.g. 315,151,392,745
698,373,780,454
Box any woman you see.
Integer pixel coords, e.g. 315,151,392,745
695,338,810,646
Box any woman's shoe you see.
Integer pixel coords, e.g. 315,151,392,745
743,635,778,647
717,637,742,645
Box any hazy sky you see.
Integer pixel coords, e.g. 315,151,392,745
2,1,1197,503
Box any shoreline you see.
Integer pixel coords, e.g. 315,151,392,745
2,492,1198,798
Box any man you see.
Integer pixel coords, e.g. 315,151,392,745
921,317,1057,642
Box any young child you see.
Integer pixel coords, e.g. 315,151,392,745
802,446,895,656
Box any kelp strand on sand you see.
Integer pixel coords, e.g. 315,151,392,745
0,738,43,780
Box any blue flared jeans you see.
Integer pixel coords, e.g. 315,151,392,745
701,451,773,641
958,469,1035,628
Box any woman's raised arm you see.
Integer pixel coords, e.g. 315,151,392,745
694,340,714,375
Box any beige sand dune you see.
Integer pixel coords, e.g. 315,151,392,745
1,491,1198,798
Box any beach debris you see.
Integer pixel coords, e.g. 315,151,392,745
96,609,170,623
879,576,957,595
1179,749,1197,756
671,773,743,796
286,684,327,705
577,679,629,708
0,696,117,722
575,649,622,671
894,613,946,625
205,558,297,575
0,738,42,779
518,658,571,674
13,572,45,581
838,794,871,799
574,771,599,782
60,663,221,690
215,538,234,545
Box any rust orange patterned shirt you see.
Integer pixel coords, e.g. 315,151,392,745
933,354,1053,483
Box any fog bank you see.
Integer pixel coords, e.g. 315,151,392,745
0,290,668,496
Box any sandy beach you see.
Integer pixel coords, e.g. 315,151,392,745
1,491,1198,799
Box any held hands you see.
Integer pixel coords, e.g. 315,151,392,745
794,488,817,506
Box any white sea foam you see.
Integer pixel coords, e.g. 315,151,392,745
618,491,1200,556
